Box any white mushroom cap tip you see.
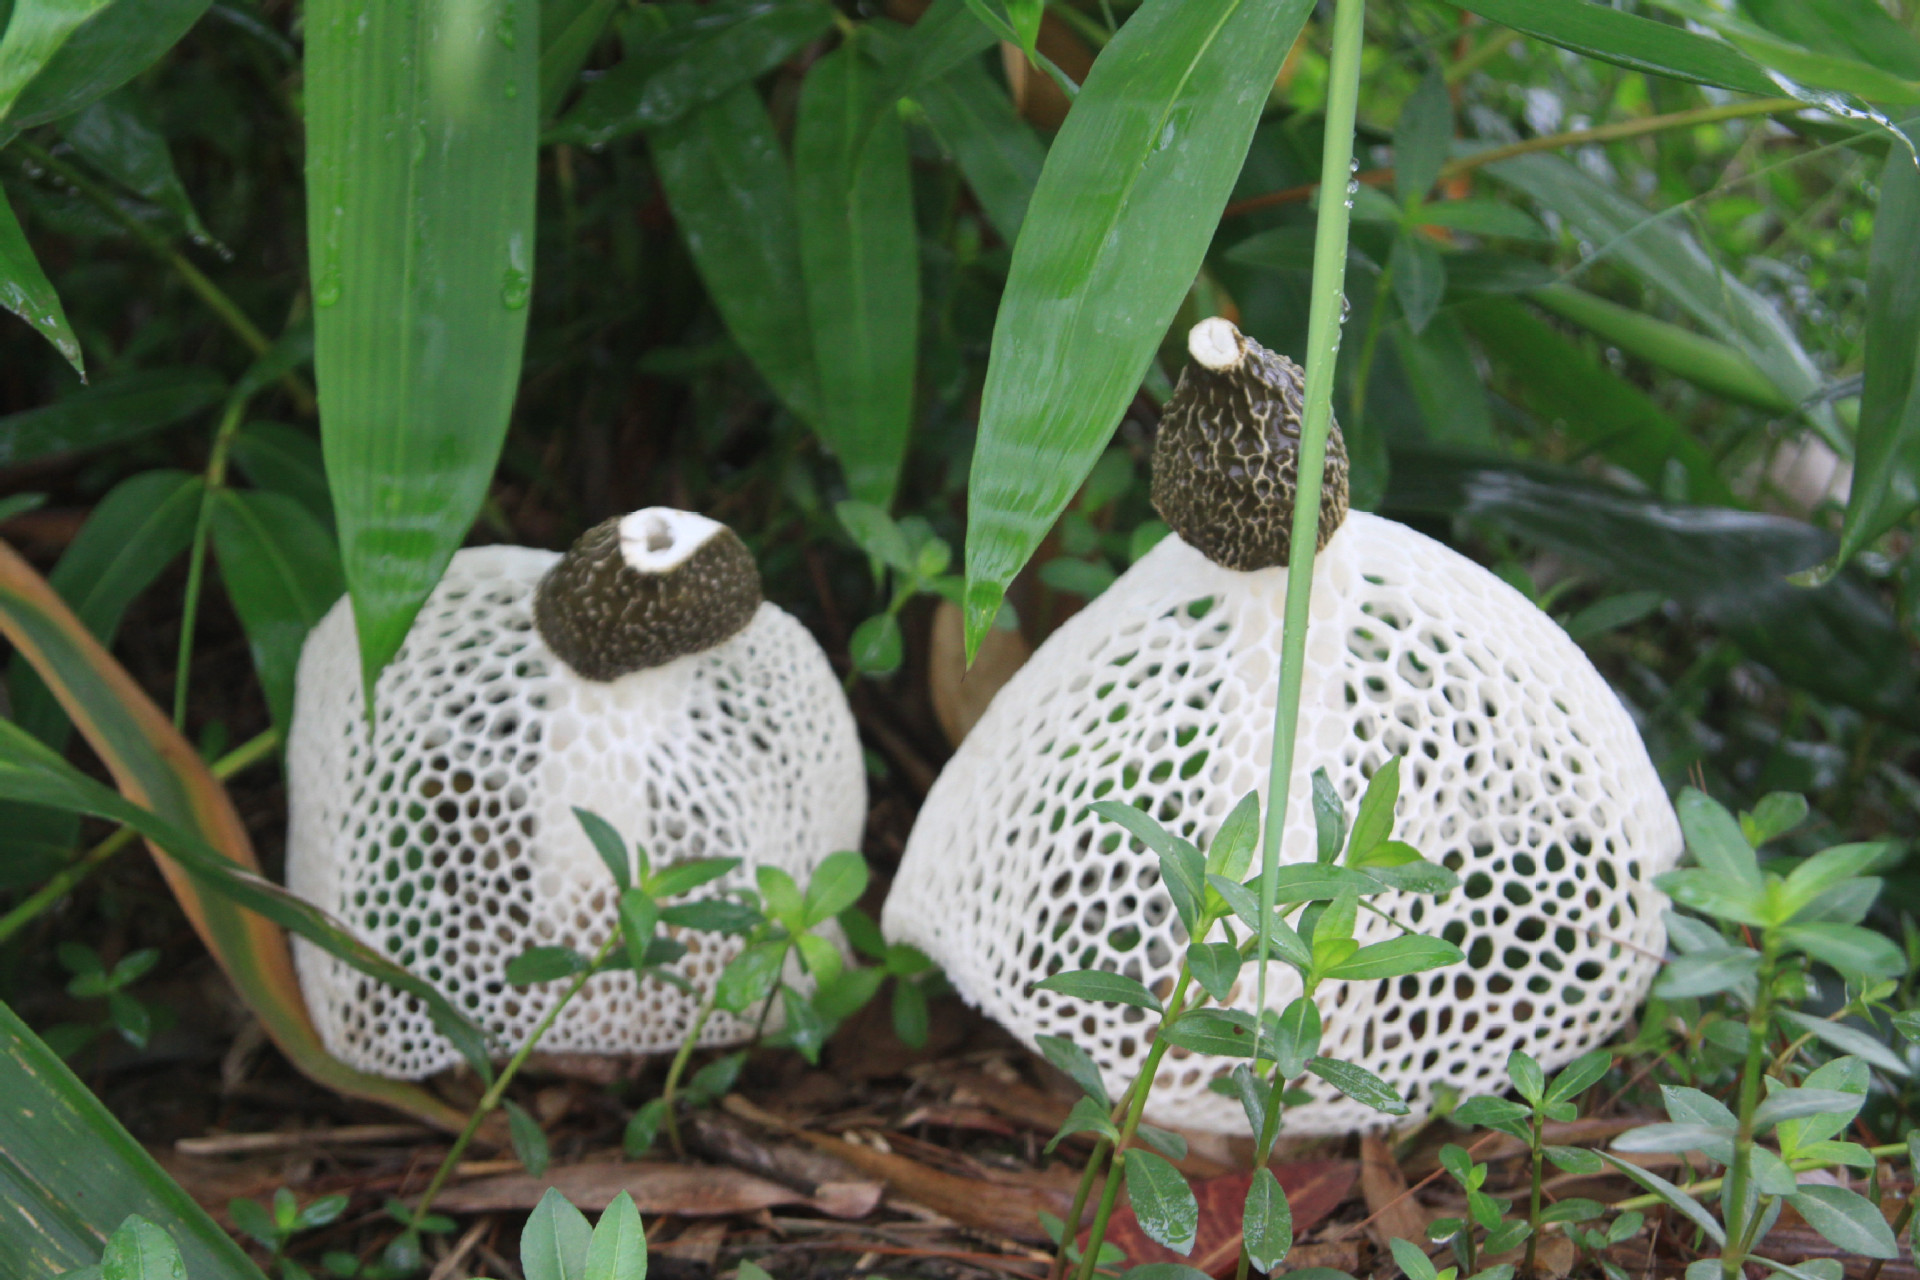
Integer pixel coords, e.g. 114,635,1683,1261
1187,316,1244,371
617,507,724,573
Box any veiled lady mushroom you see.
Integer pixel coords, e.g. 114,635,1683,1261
883,320,1680,1134
287,509,865,1078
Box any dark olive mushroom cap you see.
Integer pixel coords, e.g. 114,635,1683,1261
1150,318,1349,571
534,509,762,681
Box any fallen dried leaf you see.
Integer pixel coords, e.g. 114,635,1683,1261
1360,1133,1432,1251
930,600,1030,747
1083,1159,1357,1278
430,1160,881,1219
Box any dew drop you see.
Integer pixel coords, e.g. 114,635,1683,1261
500,230,531,309
316,269,343,308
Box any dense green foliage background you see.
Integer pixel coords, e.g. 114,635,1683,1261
0,0,1916,1018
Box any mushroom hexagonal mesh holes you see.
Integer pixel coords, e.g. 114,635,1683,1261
882,514,1679,1133
288,545,865,1078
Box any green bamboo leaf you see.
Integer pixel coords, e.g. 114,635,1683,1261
60,89,211,243
1383,454,1919,727
874,0,999,101
649,84,820,429
961,0,1314,655
1488,154,1836,443
795,44,920,506
539,0,619,119
1393,68,1450,206
0,1000,265,1277
0,0,210,130
0,184,82,373
1527,283,1791,414
1389,233,1445,335
1417,199,1548,240
0,541,474,1130
305,0,538,697
1123,1148,1198,1255
0,370,223,468
1741,0,1920,80
1829,147,1920,575
229,423,334,530
1393,315,1495,451
1436,0,1777,95
552,0,833,146
208,489,344,737
916,55,1045,245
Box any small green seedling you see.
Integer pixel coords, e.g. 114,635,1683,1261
836,500,975,685
1425,1143,1526,1278
228,1188,348,1279
42,943,165,1058
58,1214,185,1280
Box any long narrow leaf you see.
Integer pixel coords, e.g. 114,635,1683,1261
0,539,471,1131
917,56,1045,245
1488,154,1836,442
59,88,211,243
209,488,345,736
650,85,820,428
0,369,223,468
306,0,539,696
1438,0,1776,96
0,999,265,1278
795,43,920,506
0,0,210,130
0,184,82,372
962,0,1313,654
1829,145,1920,573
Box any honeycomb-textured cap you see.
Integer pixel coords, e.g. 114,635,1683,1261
1151,319,1349,571
881,514,1679,1133
287,544,865,1078
534,508,762,682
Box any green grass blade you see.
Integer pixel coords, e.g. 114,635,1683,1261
1437,0,1776,96
1,0,209,129
1458,296,1734,504
1828,146,1920,573
1392,315,1494,450
0,369,221,468
649,84,820,429
916,55,1044,244
0,998,265,1278
0,183,82,373
961,0,1313,654
795,43,920,506
306,0,539,698
230,422,335,529
209,488,345,737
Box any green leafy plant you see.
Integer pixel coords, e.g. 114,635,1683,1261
1452,1049,1613,1277
1424,1142,1526,1280
834,499,966,684
227,1190,348,1280
1606,788,1907,1277
1034,761,1462,1280
41,942,165,1059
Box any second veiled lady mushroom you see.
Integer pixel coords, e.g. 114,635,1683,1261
883,319,1680,1134
286,509,865,1077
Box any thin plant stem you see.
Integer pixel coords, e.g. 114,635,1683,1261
1221,97,1804,219
0,727,281,946
1445,26,1519,84
1253,0,1366,1104
174,397,251,728
1064,970,1198,1280
1346,263,1394,438
409,930,623,1226
660,987,722,1160
1049,1135,1113,1280
1525,1107,1546,1277
11,140,316,415
1720,933,1780,1280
